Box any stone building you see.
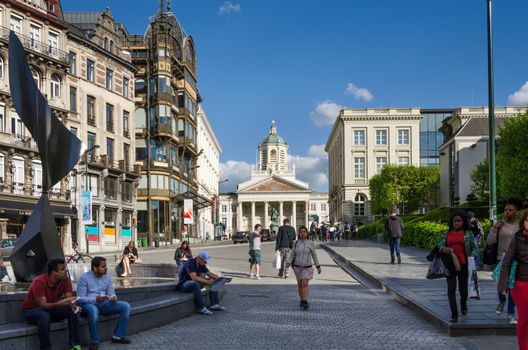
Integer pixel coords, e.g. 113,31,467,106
64,8,141,253
219,121,328,235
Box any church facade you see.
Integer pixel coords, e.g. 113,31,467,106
219,122,328,236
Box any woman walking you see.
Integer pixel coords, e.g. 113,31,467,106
498,210,528,350
437,211,477,322
174,241,193,273
122,241,139,277
487,198,522,323
286,226,321,309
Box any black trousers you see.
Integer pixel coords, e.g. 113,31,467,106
446,264,468,315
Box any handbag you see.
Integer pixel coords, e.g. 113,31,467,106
273,250,281,269
115,260,125,277
426,255,447,279
483,226,500,265
426,246,439,262
491,256,518,289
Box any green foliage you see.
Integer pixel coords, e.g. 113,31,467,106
497,112,528,199
369,165,440,214
470,159,489,200
401,221,448,250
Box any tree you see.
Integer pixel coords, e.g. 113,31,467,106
470,159,489,200
496,112,528,199
369,165,440,214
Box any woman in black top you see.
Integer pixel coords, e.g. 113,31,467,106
174,241,192,274
122,240,139,276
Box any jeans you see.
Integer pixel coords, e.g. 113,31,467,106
511,281,528,350
82,300,130,344
24,306,81,349
446,264,469,315
474,236,482,267
498,291,516,316
177,280,219,310
389,237,401,261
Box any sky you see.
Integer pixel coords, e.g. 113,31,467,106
61,0,528,193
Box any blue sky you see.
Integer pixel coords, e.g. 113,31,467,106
61,0,528,192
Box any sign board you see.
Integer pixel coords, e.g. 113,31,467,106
81,191,92,224
183,199,193,224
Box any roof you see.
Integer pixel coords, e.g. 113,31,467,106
456,117,509,137
260,121,287,145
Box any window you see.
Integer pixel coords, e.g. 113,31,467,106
398,157,410,166
122,183,133,203
68,52,76,75
87,132,96,162
104,178,118,201
222,205,227,213
354,194,366,216
354,130,365,145
104,37,109,51
87,96,96,124
321,203,327,211
69,86,77,112
375,129,387,145
135,108,146,128
11,111,24,140
398,129,409,145
48,0,57,15
10,15,22,34
158,75,171,93
50,74,60,98
106,138,114,163
354,157,365,178
48,31,59,57
123,144,130,168
70,127,77,136
0,104,4,132
135,79,146,94
30,24,41,50
31,67,40,89
31,160,43,194
86,59,95,82
106,104,114,131
83,174,99,196
110,40,114,53
123,111,129,136
0,56,4,80
376,157,387,173
122,77,129,98
0,154,4,183
105,68,113,90
310,204,316,211
12,157,24,190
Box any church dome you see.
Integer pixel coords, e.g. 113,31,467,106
260,121,287,145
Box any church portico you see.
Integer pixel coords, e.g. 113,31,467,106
237,198,309,232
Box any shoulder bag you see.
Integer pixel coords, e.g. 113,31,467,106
483,225,500,265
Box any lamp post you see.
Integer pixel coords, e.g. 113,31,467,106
486,0,497,223
82,144,100,254
216,179,229,240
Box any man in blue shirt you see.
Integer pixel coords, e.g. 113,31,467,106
76,257,131,350
176,250,227,315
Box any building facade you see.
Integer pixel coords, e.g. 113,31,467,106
0,0,77,249
196,106,221,240
64,8,140,253
325,108,422,224
219,121,328,235
125,4,211,246
438,106,527,206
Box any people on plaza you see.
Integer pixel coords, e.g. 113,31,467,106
176,250,227,315
487,197,522,323
498,209,528,350
276,218,296,278
321,222,328,242
329,221,337,241
174,240,193,273
248,224,262,279
21,258,81,350
77,256,131,349
344,221,351,240
287,226,321,310
437,211,478,322
352,223,359,240
310,221,317,241
122,240,139,277
385,209,404,264
467,211,484,268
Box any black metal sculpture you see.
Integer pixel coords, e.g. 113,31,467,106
8,32,82,282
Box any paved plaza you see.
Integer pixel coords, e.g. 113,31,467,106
97,242,516,349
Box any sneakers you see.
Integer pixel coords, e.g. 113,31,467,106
300,301,309,310
198,306,213,315
210,304,227,311
111,337,131,344
496,302,505,315
249,274,255,279
397,256,401,264
508,315,518,325
255,275,261,280
70,346,82,350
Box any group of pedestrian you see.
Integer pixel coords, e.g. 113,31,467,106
307,220,358,242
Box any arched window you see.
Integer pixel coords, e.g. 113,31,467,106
134,78,147,94
110,40,114,53
50,73,61,98
354,193,367,216
104,37,109,50
12,156,25,194
0,56,4,80
0,153,4,184
134,108,146,129
270,149,277,162
30,67,40,89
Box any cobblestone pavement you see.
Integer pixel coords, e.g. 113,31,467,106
97,243,517,350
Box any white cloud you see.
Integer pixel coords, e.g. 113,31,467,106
507,82,528,105
219,160,251,192
307,144,327,158
219,1,241,15
310,101,343,127
345,82,374,102
289,144,328,192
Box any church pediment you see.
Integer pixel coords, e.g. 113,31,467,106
239,177,310,193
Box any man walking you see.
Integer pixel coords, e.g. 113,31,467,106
249,224,262,280
76,257,131,349
276,218,296,278
385,209,404,264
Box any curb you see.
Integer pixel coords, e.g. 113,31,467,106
322,244,516,337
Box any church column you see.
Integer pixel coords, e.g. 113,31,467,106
237,202,243,231
264,201,269,230
292,201,297,230
251,201,256,230
279,201,283,224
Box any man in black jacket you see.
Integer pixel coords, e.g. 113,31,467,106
275,218,296,278
385,209,404,264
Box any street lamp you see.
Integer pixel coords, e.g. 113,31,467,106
82,144,100,254
486,0,497,223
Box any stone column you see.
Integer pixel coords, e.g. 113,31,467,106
0,219,7,239
279,201,283,224
237,202,242,231
264,201,269,230
292,201,297,230
251,201,256,230
305,201,309,227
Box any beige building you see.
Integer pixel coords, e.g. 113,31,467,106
219,121,328,235
325,108,421,224
196,106,221,240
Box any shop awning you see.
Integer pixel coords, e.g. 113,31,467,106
0,199,75,218
173,190,213,211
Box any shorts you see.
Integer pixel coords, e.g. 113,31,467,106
249,250,261,264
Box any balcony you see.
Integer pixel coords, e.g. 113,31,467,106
122,192,133,203
0,26,69,66
87,116,96,127
0,179,70,200
104,189,117,200
106,122,114,133
124,130,130,138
